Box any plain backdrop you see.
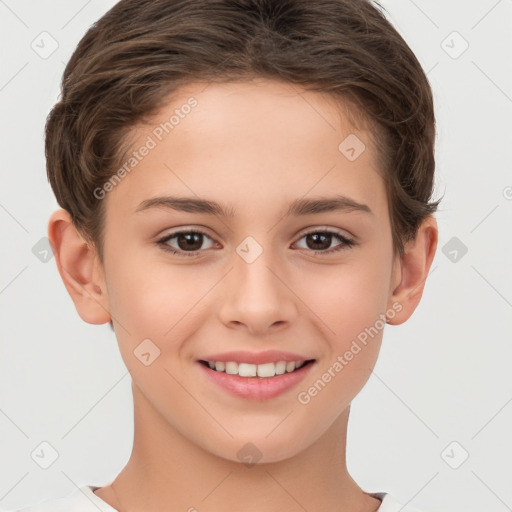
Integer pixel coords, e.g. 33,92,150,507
1,1,511,511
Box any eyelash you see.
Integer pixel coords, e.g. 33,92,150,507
156,228,356,258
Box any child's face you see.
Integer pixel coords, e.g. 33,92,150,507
98,79,401,462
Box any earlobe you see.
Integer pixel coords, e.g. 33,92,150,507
48,209,111,325
387,215,438,325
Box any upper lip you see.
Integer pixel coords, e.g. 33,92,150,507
198,350,315,365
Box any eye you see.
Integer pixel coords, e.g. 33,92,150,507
293,229,355,255
156,227,355,258
156,229,217,257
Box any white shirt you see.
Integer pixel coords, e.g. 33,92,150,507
9,486,425,511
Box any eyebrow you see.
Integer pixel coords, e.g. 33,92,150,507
134,195,372,217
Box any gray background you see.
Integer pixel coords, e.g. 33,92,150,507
1,0,511,510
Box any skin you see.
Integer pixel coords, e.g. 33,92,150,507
49,78,437,512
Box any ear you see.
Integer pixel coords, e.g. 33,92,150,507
386,215,438,325
48,209,111,324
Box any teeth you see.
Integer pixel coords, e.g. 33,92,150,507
239,363,257,377
275,361,286,375
257,363,275,378
205,360,309,378
225,361,238,375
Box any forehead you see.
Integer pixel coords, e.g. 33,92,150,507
156,78,373,152
106,78,387,220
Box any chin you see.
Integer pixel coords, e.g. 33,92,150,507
203,435,309,466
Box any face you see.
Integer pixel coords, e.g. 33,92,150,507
99,79,400,463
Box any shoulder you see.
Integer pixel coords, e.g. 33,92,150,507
372,492,426,512
8,486,118,512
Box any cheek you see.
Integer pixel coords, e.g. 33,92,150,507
104,252,217,349
294,260,389,421
293,246,392,403
301,253,392,341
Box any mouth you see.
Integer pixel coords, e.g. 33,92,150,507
198,359,316,378
196,358,317,400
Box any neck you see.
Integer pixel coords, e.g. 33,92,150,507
95,384,381,512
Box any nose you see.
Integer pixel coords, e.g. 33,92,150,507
217,246,299,335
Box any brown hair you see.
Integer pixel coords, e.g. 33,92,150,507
45,0,440,260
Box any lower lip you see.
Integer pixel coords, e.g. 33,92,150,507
197,361,315,400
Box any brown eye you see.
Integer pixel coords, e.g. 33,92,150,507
157,230,216,256
294,230,355,255
175,232,204,251
305,232,332,251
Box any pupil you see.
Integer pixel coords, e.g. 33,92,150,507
178,233,202,251
307,233,330,250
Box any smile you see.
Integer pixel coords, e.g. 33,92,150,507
197,359,316,400
200,359,315,378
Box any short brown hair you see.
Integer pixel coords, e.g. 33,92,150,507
45,0,440,260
